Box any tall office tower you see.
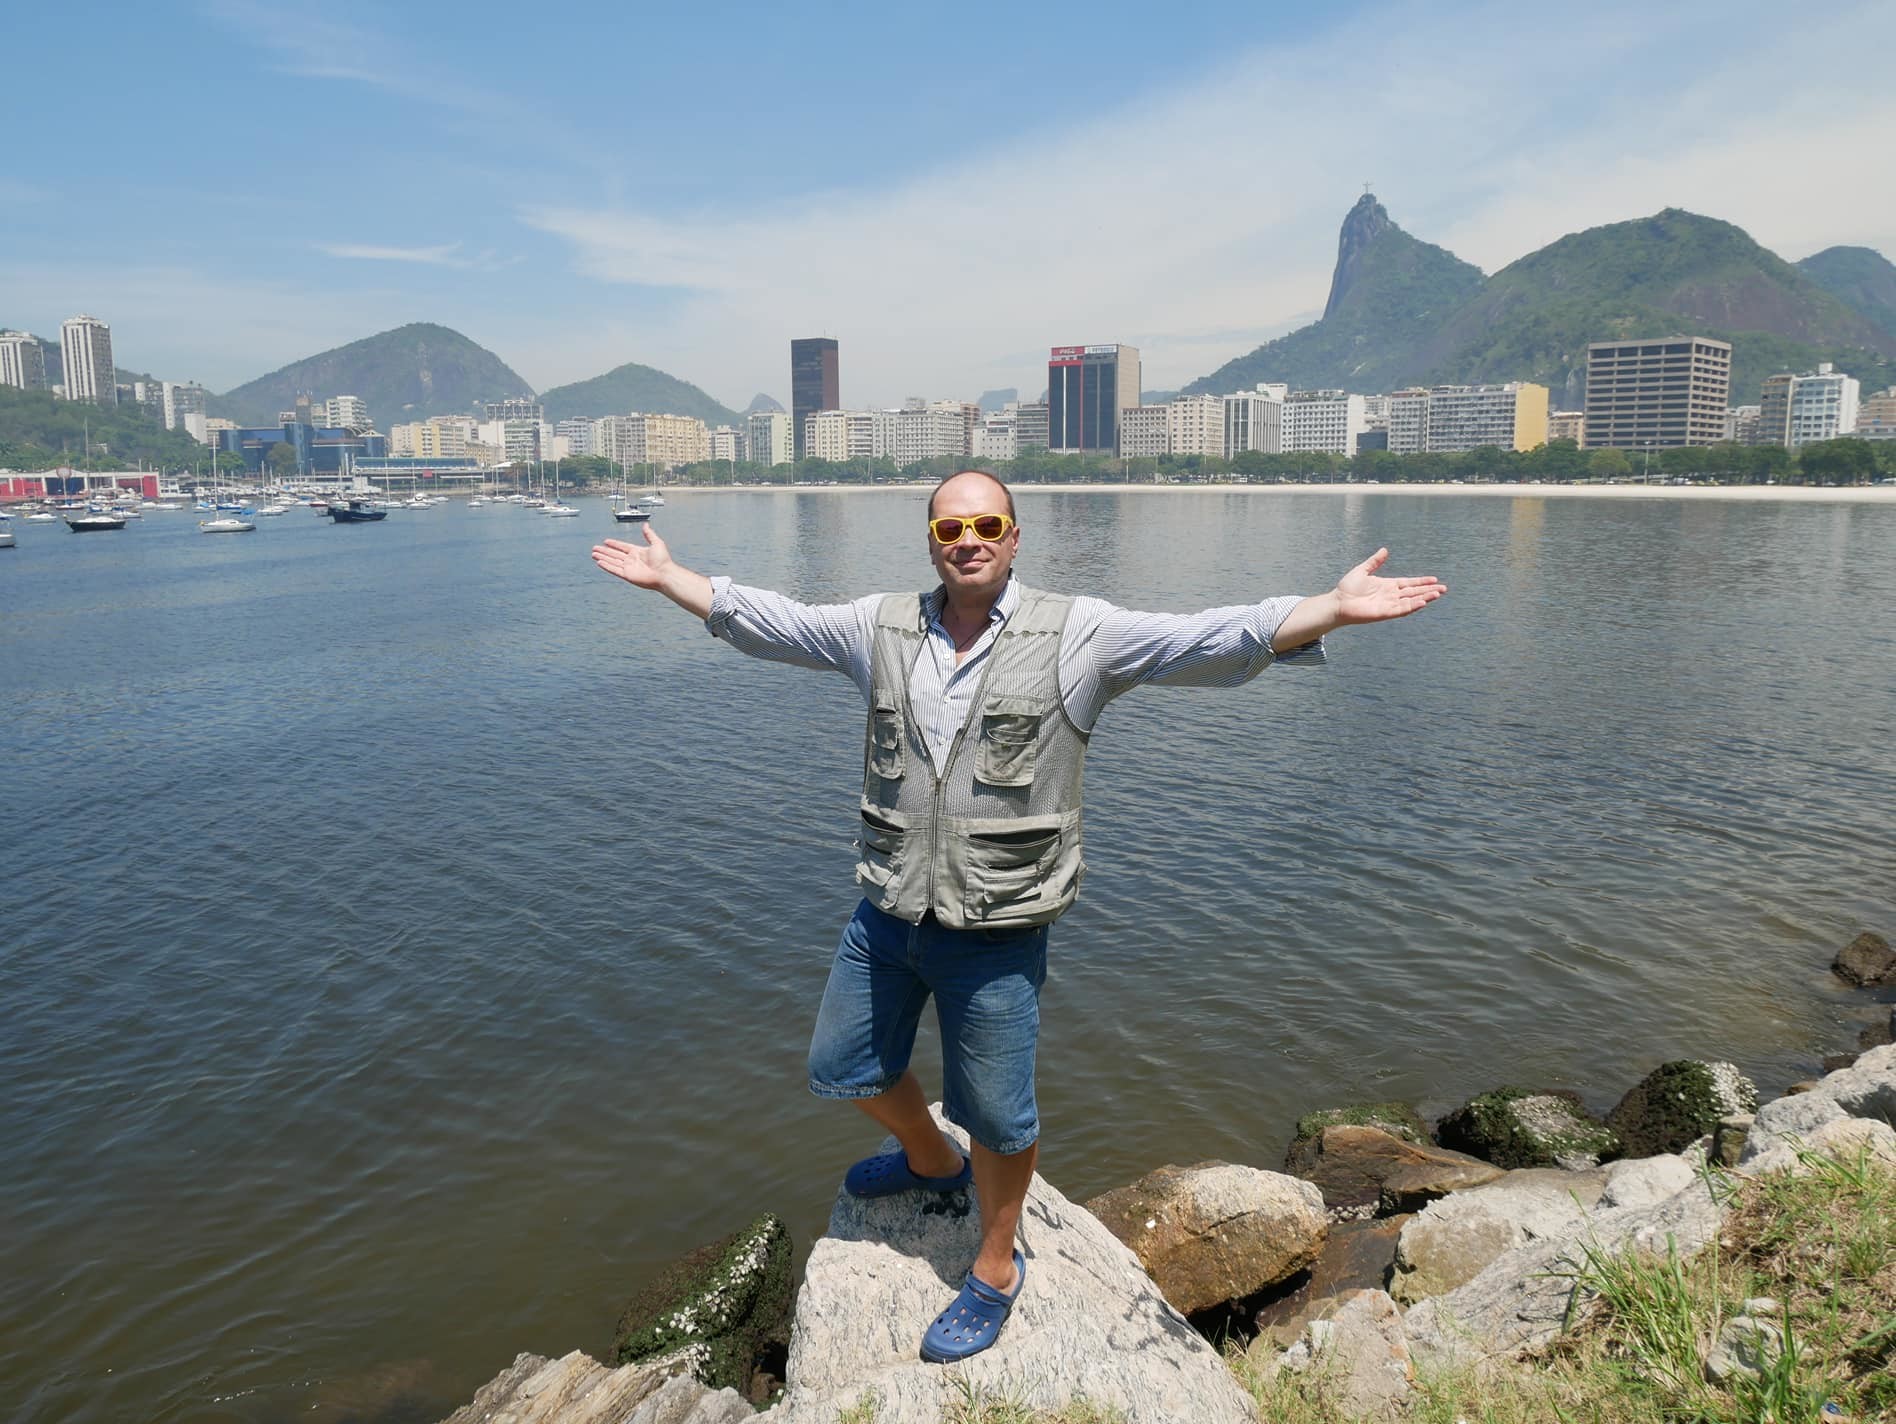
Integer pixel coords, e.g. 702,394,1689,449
60,315,117,405
1047,344,1140,453
747,409,793,467
1757,363,1860,448
1582,336,1731,449
791,338,840,459
0,330,47,390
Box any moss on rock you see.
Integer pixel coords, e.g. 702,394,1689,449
1435,1086,1620,1169
1285,1101,1430,1175
612,1211,792,1394
1606,1060,1758,1158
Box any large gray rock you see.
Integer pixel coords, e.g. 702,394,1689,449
1741,1043,1896,1165
1404,1174,1725,1368
766,1113,1256,1424
1740,1116,1896,1177
441,1350,750,1424
1389,1167,1608,1304
1085,1160,1327,1314
1253,1289,1414,1421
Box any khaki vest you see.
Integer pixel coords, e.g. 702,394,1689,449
856,584,1089,929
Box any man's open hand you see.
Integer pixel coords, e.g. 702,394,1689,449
591,526,675,590
1332,547,1445,625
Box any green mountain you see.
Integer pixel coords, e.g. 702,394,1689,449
209,322,531,428
1797,246,1896,350
1185,201,1896,409
538,362,739,427
1186,196,1485,396
0,383,213,471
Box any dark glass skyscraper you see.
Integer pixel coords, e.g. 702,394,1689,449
791,338,840,459
1047,344,1140,453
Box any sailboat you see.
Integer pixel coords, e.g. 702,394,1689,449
543,457,579,516
200,457,255,532
612,458,650,522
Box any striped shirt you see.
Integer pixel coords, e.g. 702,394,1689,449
704,575,1324,773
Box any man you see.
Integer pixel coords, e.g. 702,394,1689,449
591,469,1444,1363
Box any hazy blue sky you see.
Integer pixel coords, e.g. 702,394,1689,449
5,0,1891,407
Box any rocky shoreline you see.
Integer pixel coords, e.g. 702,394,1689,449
443,931,1895,1424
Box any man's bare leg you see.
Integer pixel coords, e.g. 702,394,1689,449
969,1140,1035,1292
849,1069,966,1179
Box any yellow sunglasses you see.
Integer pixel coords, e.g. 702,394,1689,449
928,513,1015,544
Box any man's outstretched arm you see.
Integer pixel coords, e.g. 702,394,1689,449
592,526,714,617
1270,547,1445,652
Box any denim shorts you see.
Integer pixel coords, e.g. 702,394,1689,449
807,899,1050,1155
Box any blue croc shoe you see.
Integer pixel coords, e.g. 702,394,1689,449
920,1250,1025,1363
844,1149,972,1198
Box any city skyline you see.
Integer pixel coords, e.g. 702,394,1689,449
4,0,1893,408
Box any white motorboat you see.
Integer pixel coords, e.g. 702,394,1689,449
543,503,580,517
24,511,57,522
200,516,256,533
254,505,287,516
0,518,13,549
643,492,666,507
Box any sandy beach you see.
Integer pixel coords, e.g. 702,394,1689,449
664,481,1896,504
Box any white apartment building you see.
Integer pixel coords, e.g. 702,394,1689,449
805,409,874,462
556,418,596,457
747,409,792,467
1549,410,1586,445
1722,406,1760,445
641,413,711,469
709,426,744,463
1280,390,1367,455
1758,363,1861,448
161,381,207,431
1856,386,1896,440
60,315,116,405
0,330,46,390
973,408,1019,462
1167,394,1225,459
1117,405,1170,458
1223,389,1282,456
389,423,417,455
1015,402,1050,451
417,420,469,459
594,415,638,466
476,418,539,463
325,395,371,430
893,402,970,465
1386,389,1430,454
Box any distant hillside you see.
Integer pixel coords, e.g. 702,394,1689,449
1184,200,1896,409
209,323,531,429
539,361,739,427
0,384,211,471
745,392,784,414
1798,246,1896,351
978,388,1019,413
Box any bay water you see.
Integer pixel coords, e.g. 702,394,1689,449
3,488,1892,1422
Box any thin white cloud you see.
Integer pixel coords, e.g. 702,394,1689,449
318,241,489,269
517,0,1896,405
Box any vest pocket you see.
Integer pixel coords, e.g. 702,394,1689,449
854,806,906,892
963,818,1062,920
870,699,905,781
975,696,1043,788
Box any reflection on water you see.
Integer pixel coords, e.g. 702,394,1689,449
2,490,1892,1422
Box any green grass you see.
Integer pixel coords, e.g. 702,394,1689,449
1232,1147,1895,1423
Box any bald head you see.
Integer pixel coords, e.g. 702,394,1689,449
928,469,1015,521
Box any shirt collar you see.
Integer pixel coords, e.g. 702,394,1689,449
924,574,1019,628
